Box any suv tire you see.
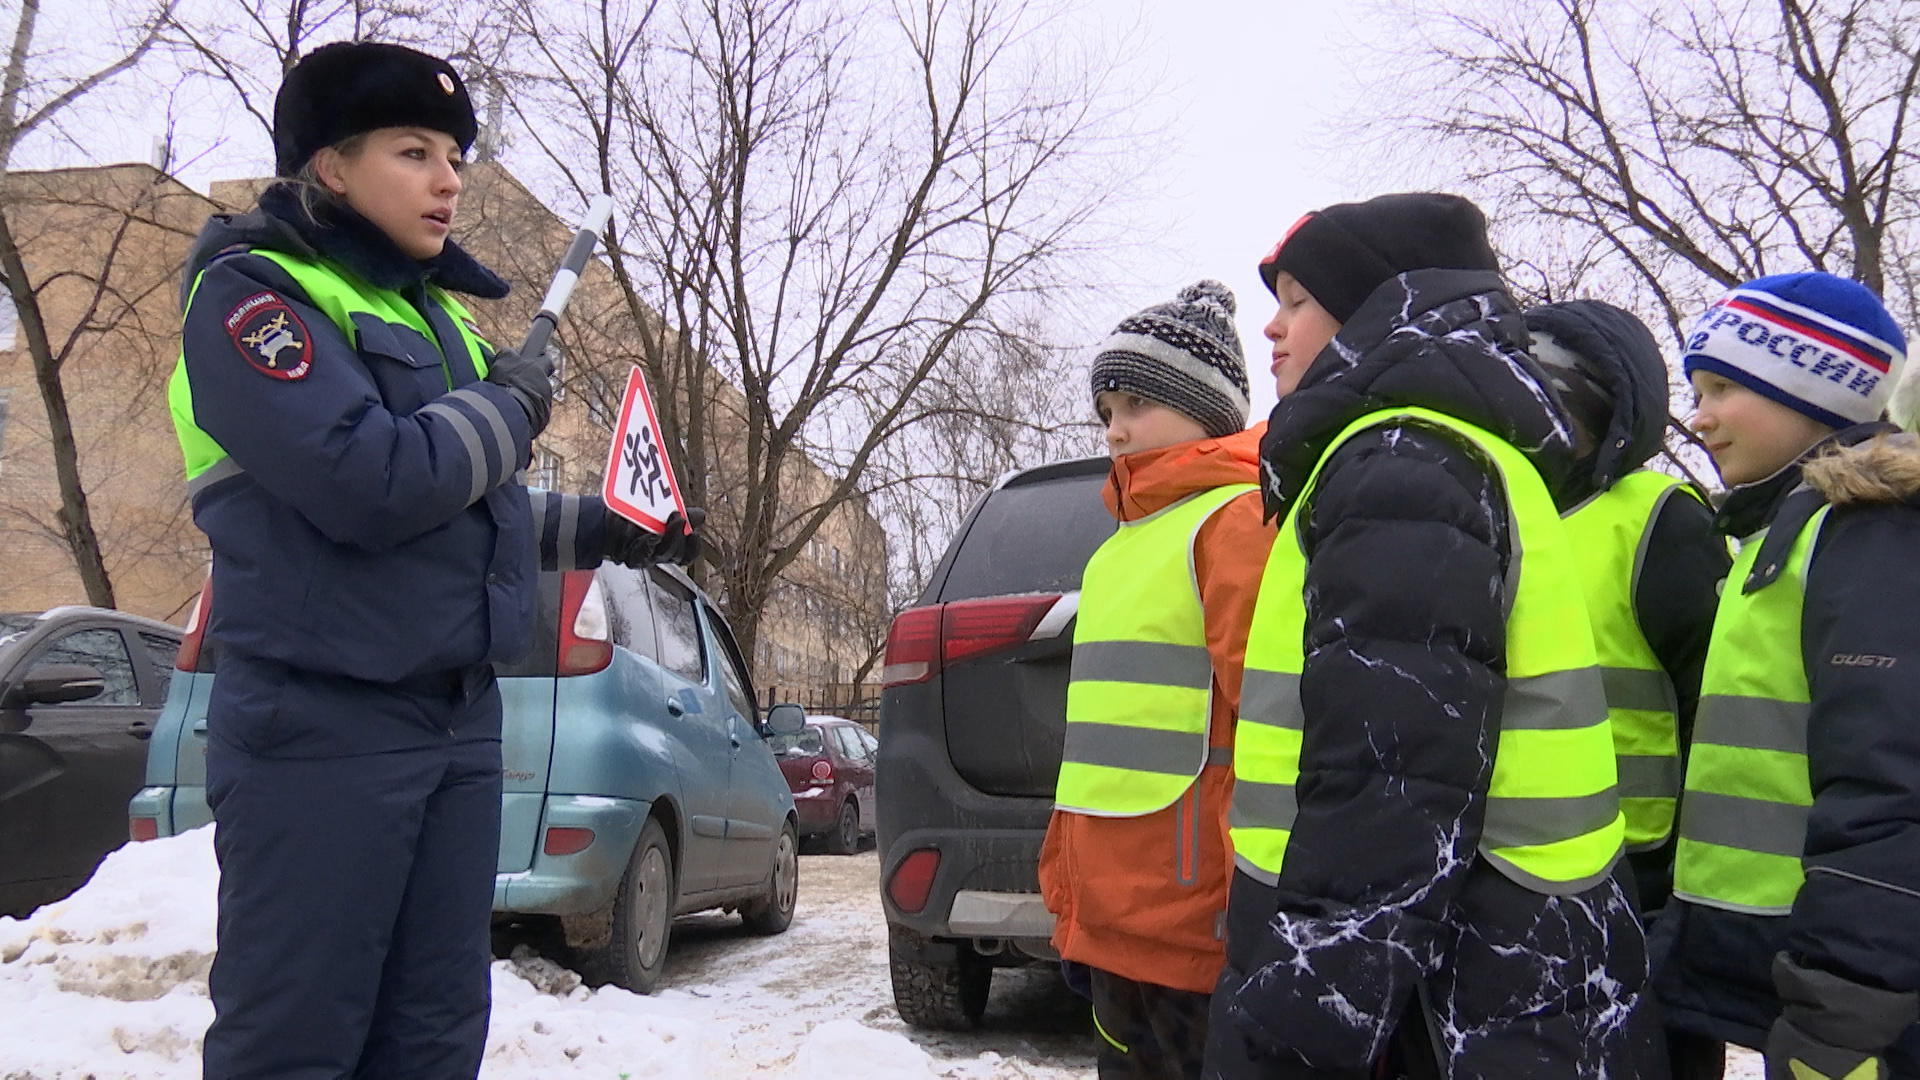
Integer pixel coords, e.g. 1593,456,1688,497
888,925,990,1030
741,820,798,935
826,799,860,855
602,817,676,994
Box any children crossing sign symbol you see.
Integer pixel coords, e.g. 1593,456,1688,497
602,366,687,532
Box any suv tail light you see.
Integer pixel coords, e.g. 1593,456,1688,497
558,570,613,676
887,848,941,913
176,578,212,672
129,817,159,843
880,594,1063,687
880,606,941,686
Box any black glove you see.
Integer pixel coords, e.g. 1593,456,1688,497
603,508,705,568
1765,953,1919,1080
484,345,554,438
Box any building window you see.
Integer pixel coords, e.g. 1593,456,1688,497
533,448,563,490
587,370,615,428
0,300,16,351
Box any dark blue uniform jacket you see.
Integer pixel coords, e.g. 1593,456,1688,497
179,185,607,753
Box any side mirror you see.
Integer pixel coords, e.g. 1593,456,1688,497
765,703,805,736
3,664,105,709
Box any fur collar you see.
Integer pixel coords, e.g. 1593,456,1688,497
255,182,509,300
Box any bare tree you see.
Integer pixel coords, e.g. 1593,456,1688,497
500,0,1137,659
165,0,434,147
1387,0,1920,485
0,0,174,607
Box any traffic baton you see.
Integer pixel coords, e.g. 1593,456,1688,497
519,193,616,359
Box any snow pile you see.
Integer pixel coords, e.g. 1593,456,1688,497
0,826,219,1077
785,1019,939,1078
0,828,964,1079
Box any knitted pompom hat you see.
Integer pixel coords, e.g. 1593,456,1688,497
1090,280,1250,438
1682,272,1906,430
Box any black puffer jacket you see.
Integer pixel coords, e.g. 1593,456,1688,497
1206,270,1663,1079
1527,301,1731,913
1652,424,1920,1073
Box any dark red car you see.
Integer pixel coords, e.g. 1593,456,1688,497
771,716,877,854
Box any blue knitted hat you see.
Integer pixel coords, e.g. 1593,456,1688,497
1682,272,1907,429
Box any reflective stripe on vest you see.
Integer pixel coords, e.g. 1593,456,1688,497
1563,470,1693,850
1673,504,1829,915
1054,483,1256,818
1230,407,1623,896
169,248,494,486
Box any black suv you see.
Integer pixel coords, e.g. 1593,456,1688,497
876,456,1114,1029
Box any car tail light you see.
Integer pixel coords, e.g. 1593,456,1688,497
176,578,212,672
887,848,941,914
880,594,1063,688
941,594,1060,666
129,818,159,843
543,827,596,856
811,759,833,782
558,570,613,676
880,605,941,686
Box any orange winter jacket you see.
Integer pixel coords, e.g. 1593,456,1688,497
1037,424,1275,994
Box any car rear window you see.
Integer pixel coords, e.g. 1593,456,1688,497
770,729,825,756
937,471,1114,602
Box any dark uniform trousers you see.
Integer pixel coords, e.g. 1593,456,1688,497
202,658,503,1080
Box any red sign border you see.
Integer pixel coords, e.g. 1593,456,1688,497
601,366,688,533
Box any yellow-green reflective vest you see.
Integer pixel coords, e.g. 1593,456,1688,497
170,248,493,491
1230,408,1624,896
1673,502,1830,915
1055,482,1257,818
1562,470,1697,850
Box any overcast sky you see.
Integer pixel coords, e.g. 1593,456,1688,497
1099,0,1385,419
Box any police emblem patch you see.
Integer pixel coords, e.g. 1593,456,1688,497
225,292,312,380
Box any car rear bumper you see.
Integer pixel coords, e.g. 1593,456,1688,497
790,784,842,833
128,785,649,918
880,824,1054,949
493,795,650,916
948,889,1054,939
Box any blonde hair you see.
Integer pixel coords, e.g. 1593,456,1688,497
281,133,369,222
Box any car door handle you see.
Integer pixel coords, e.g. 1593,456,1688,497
127,718,154,741
666,697,685,717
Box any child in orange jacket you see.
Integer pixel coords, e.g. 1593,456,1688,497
1039,280,1275,1080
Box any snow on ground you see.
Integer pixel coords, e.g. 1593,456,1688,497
0,826,1770,1079
0,828,1091,1078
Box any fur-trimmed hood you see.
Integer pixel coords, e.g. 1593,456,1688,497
1805,432,1920,508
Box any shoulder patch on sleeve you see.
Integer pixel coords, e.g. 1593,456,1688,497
225,292,312,380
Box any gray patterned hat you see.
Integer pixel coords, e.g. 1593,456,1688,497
1090,280,1250,438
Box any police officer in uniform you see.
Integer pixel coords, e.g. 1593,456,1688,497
168,42,698,1079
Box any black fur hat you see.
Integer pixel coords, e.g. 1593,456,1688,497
273,41,478,177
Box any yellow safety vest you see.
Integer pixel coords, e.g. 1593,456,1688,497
1673,497,1830,915
1231,408,1624,896
171,248,493,490
1054,483,1257,817
1562,470,1697,850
